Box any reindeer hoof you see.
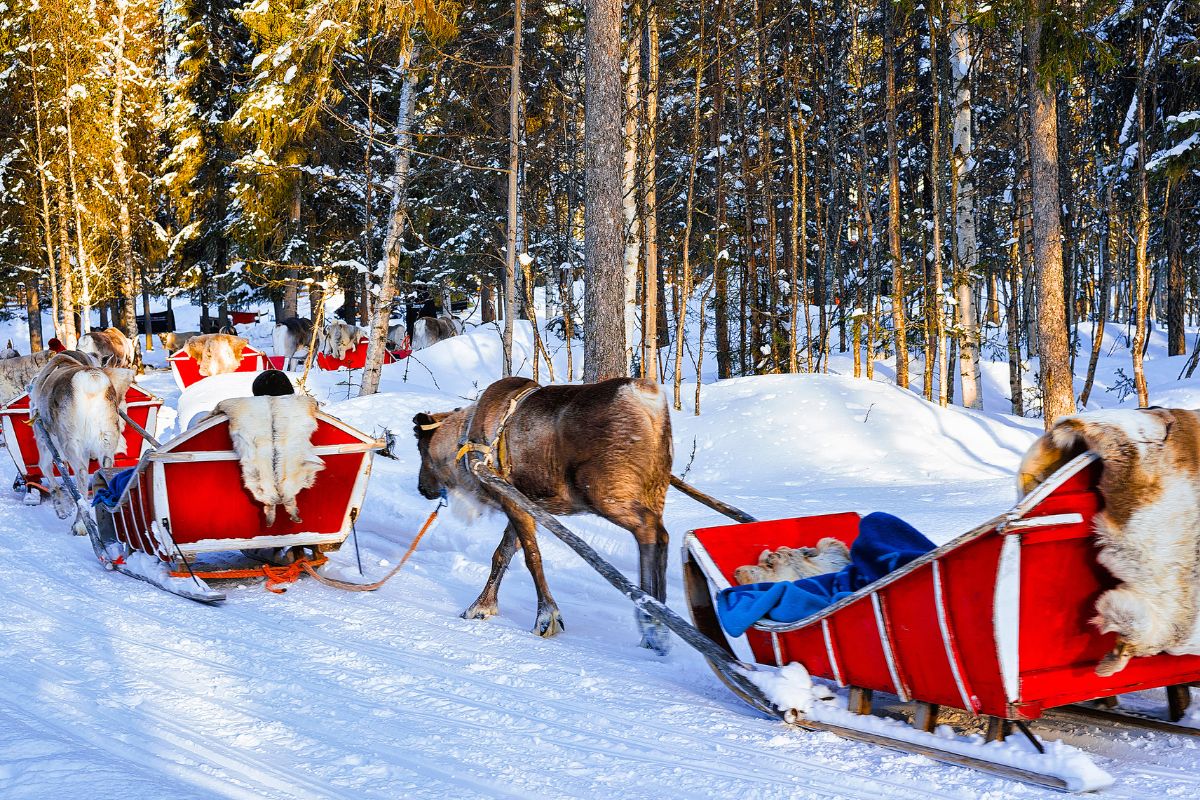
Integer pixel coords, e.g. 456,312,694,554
636,609,671,656
533,608,564,638
51,491,73,520
461,600,499,621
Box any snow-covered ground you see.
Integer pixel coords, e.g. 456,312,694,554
3,302,1200,798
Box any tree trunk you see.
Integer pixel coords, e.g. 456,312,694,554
640,4,659,380
360,48,420,396
64,94,90,335
1026,12,1075,426
1131,21,1150,408
1167,181,1185,356
673,14,702,408
110,2,138,342
283,183,301,320
949,11,982,409
621,4,641,375
30,49,58,346
884,0,908,389
55,181,78,348
503,0,523,377
928,7,948,407
582,0,627,382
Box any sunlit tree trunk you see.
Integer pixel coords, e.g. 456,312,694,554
1026,11,1075,426
361,48,419,396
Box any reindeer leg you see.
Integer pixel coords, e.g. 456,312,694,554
462,523,520,620
632,514,672,655
509,508,563,637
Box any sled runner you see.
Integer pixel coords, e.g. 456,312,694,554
89,407,383,602
316,336,409,371
0,384,162,504
682,451,1200,791
168,343,268,390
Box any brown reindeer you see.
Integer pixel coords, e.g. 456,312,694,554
413,376,673,649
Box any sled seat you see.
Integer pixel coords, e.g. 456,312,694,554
683,452,1200,721
93,410,382,563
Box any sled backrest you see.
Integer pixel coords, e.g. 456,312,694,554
145,411,381,555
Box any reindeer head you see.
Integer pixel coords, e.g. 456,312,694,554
412,410,463,500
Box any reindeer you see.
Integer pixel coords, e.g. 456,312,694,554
29,354,134,518
411,316,458,350
319,319,364,361
78,327,137,368
413,376,673,650
273,317,314,370
158,330,201,352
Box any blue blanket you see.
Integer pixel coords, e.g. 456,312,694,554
91,467,136,509
716,512,936,637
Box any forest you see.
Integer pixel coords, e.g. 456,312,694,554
0,0,1196,424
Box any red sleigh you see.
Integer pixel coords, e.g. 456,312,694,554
683,452,1200,790
91,408,383,602
168,344,268,390
0,384,162,502
316,337,409,371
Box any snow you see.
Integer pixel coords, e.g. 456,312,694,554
3,302,1200,798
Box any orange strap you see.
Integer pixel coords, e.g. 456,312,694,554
166,505,441,594
170,554,329,594
298,505,441,592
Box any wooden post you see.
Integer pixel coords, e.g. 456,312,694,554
1166,685,1191,722
985,716,1012,742
914,702,939,733
848,686,873,716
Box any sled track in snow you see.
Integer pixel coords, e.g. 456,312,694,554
9,515,1200,798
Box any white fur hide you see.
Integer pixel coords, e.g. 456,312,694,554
29,356,132,496
215,395,324,525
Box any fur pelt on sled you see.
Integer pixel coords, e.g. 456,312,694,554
1018,408,1200,676
185,333,248,378
214,394,324,526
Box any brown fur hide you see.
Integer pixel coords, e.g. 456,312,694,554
185,333,249,377
78,327,136,368
1019,409,1200,675
215,394,323,525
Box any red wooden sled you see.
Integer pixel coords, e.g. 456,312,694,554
0,384,162,500
683,452,1200,790
92,409,383,602
168,344,268,390
316,337,409,371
